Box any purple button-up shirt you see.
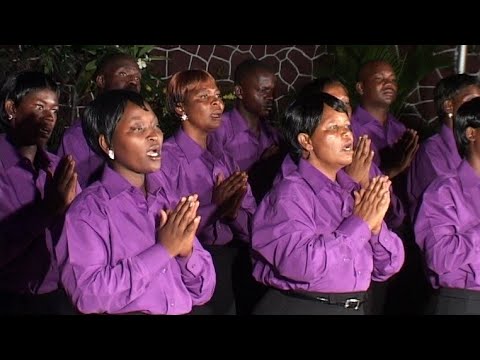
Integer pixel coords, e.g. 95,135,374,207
158,129,256,246
407,124,461,222
56,166,215,315
252,158,404,293
415,159,480,290
0,134,62,294
57,119,104,189
277,154,405,229
212,108,280,171
351,106,407,166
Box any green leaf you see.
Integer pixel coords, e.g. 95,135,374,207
85,59,97,71
138,45,155,57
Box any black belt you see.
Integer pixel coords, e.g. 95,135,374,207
283,290,367,310
437,287,480,301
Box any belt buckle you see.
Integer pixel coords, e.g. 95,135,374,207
344,298,361,310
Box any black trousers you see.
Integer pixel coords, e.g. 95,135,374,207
374,223,432,315
0,288,78,315
190,242,266,315
253,288,366,315
428,287,480,315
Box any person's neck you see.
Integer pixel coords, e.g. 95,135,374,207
115,167,147,195
362,103,390,126
467,152,480,178
236,102,261,134
183,125,208,149
444,115,454,130
307,157,338,182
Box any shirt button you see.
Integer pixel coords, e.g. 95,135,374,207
170,302,175,307
162,268,167,274
358,271,362,275
343,257,350,262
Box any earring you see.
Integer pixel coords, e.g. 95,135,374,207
181,114,188,121
448,113,453,119
108,149,115,160
7,114,12,120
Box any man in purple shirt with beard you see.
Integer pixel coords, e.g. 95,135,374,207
0,71,78,314
56,90,215,315
57,52,142,189
212,59,285,202
415,97,480,314
407,74,480,223
251,92,404,315
158,69,258,315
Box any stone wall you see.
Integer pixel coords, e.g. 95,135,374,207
148,45,477,130
148,45,327,112
400,45,456,129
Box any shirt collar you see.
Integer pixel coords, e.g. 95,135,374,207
173,128,224,163
174,129,206,163
230,107,278,140
100,165,136,198
0,133,52,171
229,108,250,134
297,159,347,194
458,159,480,190
439,123,459,152
353,105,397,127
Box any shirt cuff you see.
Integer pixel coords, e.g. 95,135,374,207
176,251,202,277
137,244,172,276
370,222,393,247
337,215,372,249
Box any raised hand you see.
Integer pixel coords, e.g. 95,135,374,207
44,155,78,216
398,129,419,171
345,135,374,188
212,171,248,219
157,194,201,258
382,129,419,179
353,176,391,235
222,184,248,221
260,144,280,161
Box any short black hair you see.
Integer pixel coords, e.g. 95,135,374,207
0,71,58,130
356,59,394,82
82,89,148,159
455,97,480,157
434,73,480,119
234,58,275,86
298,76,346,98
94,52,137,78
281,92,348,162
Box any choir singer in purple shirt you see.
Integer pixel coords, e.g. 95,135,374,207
0,71,79,314
212,59,285,203
57,52,142,188
251,92,404,315
415,97,480,315
407,74,480,222
56,90,215,315
157,69,259,315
